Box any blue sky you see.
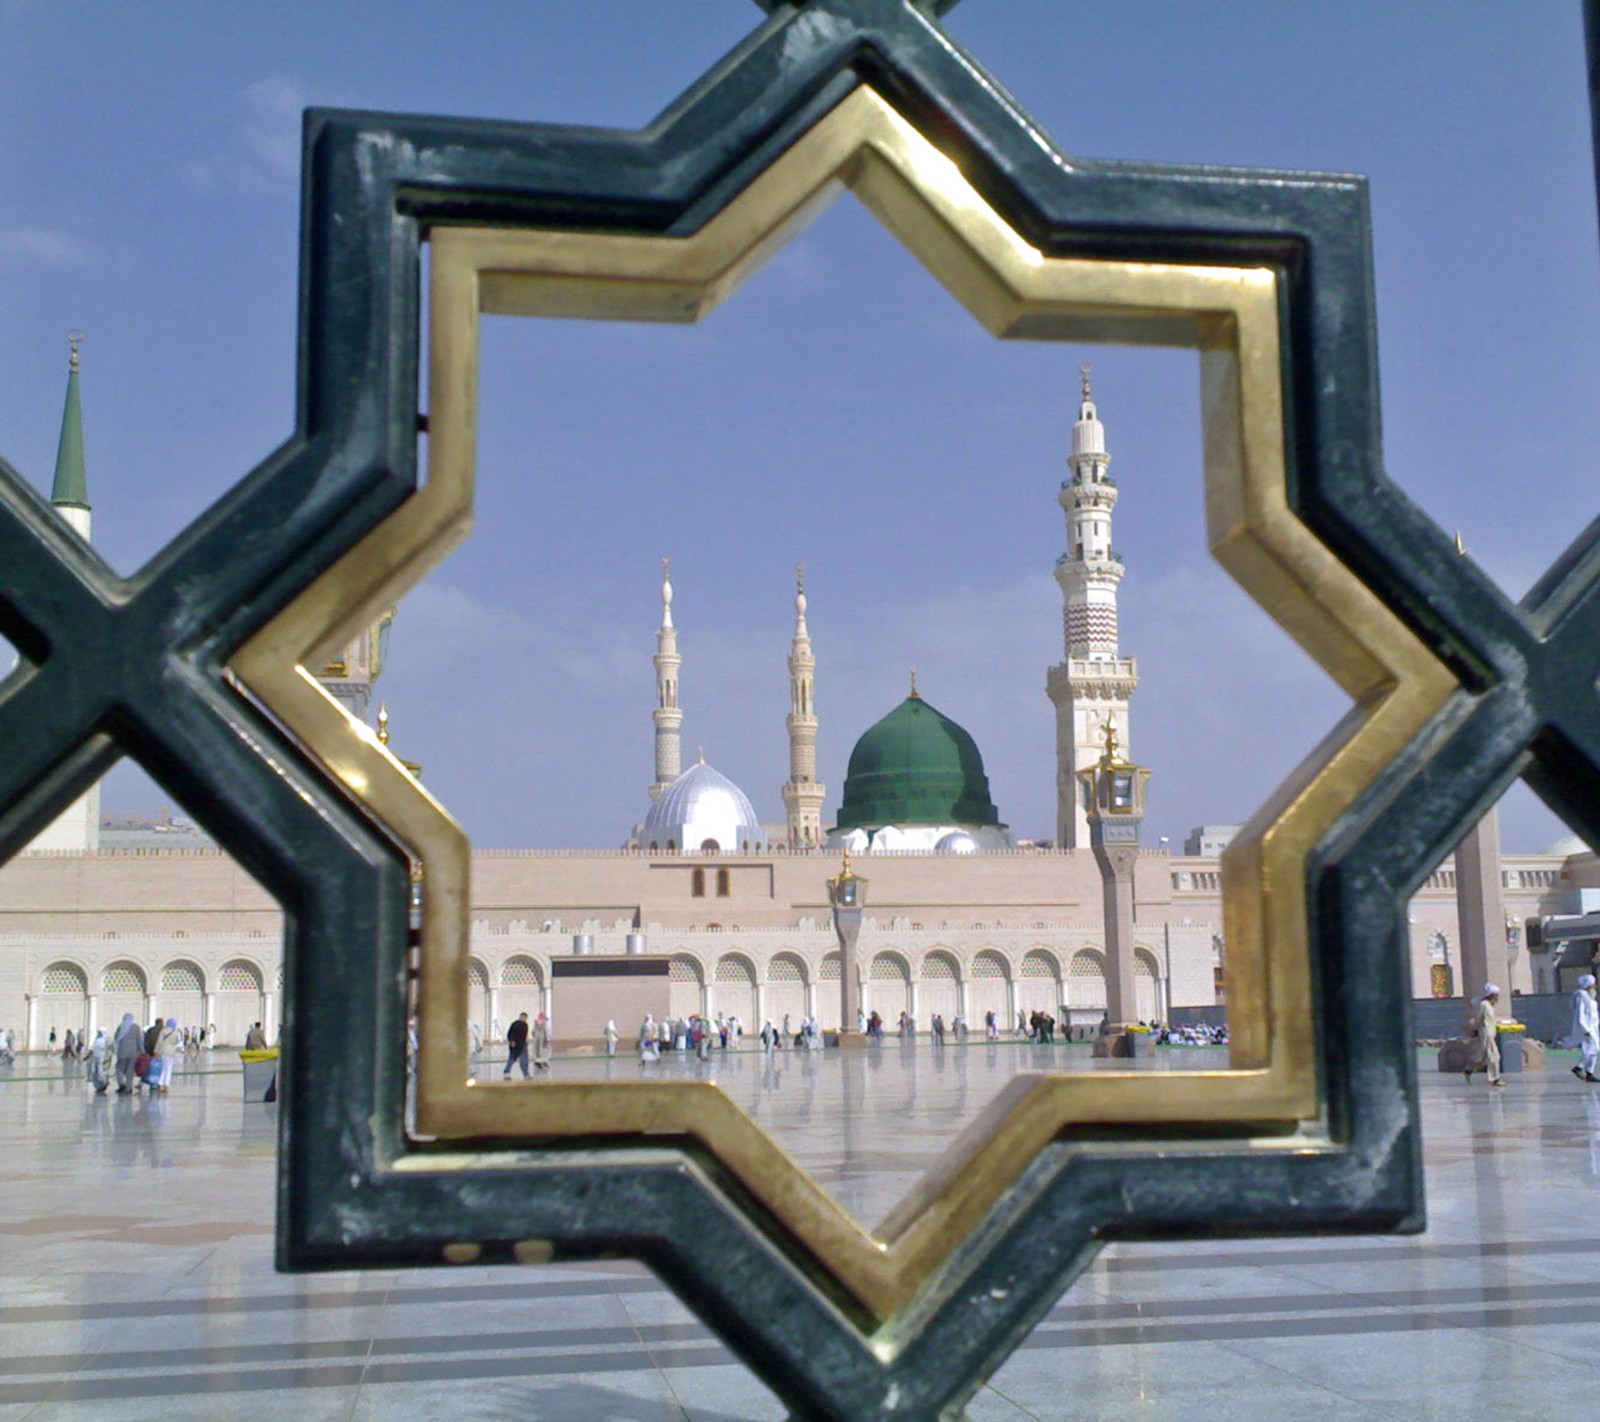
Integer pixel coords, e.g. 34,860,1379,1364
2,2,1597,852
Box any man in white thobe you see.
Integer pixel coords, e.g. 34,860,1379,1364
1568,973,1599,1084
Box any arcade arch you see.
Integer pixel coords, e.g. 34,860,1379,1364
714,953,757,1026
215,959,264,1045
669,955,704,1020
159,960,205,1031
36,961,87,1045
765,952,808,1029
1135,948,1164,1022
100,961,146,1037
466,957,491,1043
919,950,960,1025
1069,949,1107,1014
868,951,911,1024
1017,948,1062,1019
500,956,544,1032
967,949,1010,1030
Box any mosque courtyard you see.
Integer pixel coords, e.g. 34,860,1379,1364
3,1042,1600,1420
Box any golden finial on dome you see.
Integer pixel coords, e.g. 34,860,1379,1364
67,330,83,371
376,702,390,745
908,667,920,700
1079,362,1092,402
1454,530,1466,557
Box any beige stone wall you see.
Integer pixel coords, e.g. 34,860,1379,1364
2,844,1582,1047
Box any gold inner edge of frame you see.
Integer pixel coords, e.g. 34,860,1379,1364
230,85,1457,1323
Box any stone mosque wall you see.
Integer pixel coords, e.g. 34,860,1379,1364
0,844,1580,1048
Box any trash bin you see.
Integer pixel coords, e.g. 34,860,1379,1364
240,1048,280,1102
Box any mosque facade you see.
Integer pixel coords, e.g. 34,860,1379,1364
2,353,1596,1048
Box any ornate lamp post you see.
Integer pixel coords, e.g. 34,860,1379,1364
1078,719,1150,1057
826,851,867,1045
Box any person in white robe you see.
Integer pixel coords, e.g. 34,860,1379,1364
84,1030,110,1094
639,1013,660,1063
1567,973,1599,1083
1466,984,1505,1087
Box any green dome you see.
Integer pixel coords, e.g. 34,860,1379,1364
834,695,1003,833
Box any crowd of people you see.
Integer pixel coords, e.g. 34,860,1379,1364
636,1012,750,1062
0,1016,276,1092
1149,1020,1230,1045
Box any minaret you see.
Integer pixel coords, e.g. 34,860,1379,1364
781,565,826,848
32,332,100,852
1046,365,1139,848
650,558,683,802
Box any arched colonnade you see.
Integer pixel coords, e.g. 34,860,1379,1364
27,957,279,1049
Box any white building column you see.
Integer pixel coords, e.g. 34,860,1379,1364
145,994,159,1028
202,992,216,1034
702,982,714,1019
754,984,766,1028
958,980,971,1023
805,982,817,1020
262,991,277,1043
488,988,501,1042
86,993,99,1040
25,996,37,1051
908,981,920,1029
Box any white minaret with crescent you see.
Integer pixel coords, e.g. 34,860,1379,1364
650,559,683,802
1046,366,1139,848
781,565,826,848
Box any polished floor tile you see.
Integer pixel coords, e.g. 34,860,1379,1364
2,1046,1598,1419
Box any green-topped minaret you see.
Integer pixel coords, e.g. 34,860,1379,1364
51,331,91,539
29,331,101,852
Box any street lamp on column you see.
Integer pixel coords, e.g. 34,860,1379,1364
1078,718,1150,1055
827,850,867,1045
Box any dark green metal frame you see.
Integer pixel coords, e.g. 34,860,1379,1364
5,2,1600,1417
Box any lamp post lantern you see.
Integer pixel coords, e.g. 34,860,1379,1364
826,851,867,1045
1078,719,1150,1056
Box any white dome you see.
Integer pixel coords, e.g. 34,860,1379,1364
641,761,764,852
1543,833,1594,858
935,831,979,855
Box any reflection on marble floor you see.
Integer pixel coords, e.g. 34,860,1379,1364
3,1048,1600,1419
473,1039,1219,1224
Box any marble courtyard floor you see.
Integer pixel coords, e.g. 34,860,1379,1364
3,1042,1600,1419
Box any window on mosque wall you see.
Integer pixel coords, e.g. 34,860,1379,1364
102,965,144,994
691,869,705,897
921,954,958,981
502,958,542,986
160,963,202,993
716,868,730,897
971,953,1007,979
768,956,805,983
819,954,841,981
1022,951,1059,979
669,957,701,983
219,961,263,993
41,965,86,994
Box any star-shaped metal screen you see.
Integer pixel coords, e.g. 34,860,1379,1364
7,3,1600,1419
